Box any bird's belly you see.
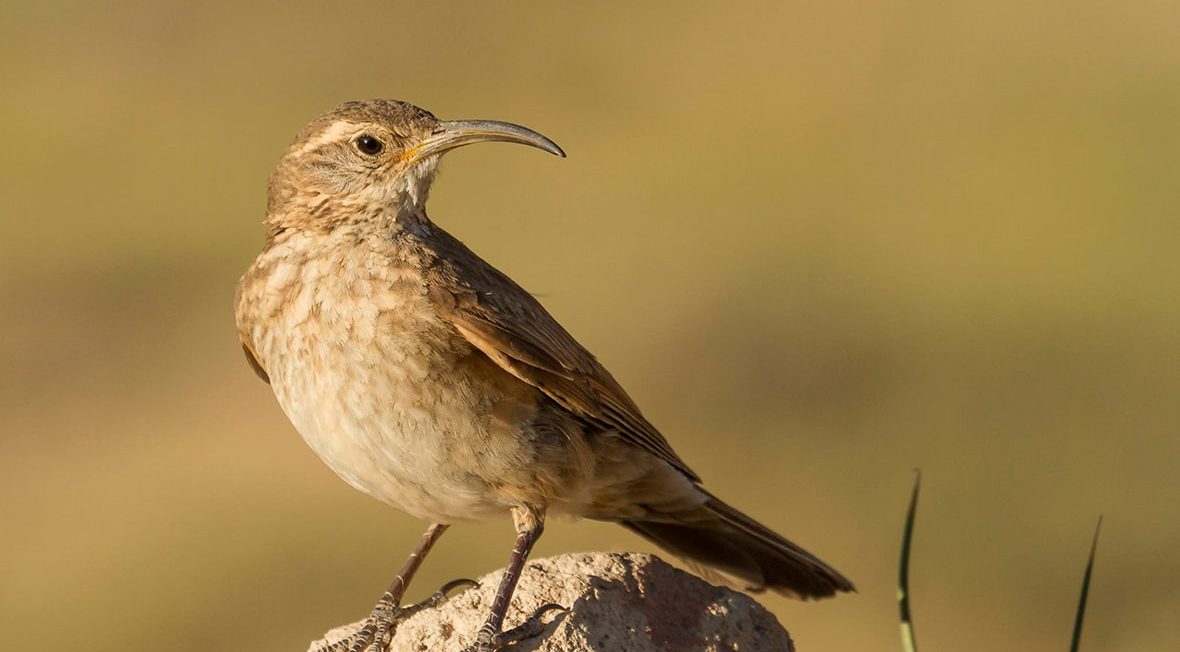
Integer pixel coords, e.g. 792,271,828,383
278,355,520,521
261,302,528,523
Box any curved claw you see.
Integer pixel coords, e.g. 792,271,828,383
498,602,567,642
530,603,568,618
439,577,480,595
464,602,568,652
400,578,481,619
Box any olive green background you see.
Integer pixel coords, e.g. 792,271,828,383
2,2,1177,650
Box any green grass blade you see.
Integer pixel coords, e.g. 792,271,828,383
1069,516,1103,652
899,470,921,652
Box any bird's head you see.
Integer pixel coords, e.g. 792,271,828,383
265,99,563,233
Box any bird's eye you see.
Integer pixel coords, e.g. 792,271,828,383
355,134,384,156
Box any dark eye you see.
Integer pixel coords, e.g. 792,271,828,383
355,134,384,156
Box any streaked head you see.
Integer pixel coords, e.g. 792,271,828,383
265,99,563,230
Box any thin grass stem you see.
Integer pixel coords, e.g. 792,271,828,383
898,470,921,652
1069,516,1102,652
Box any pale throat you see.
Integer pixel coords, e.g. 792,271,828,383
394,157,441,209
329,157,440,224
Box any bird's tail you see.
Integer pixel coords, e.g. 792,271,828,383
620,491,854,599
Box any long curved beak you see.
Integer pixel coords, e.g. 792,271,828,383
407,120,566,163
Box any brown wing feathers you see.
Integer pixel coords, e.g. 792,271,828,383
426,228,699,481
447,297,699,481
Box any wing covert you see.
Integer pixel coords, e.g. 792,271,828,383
424,230,699,482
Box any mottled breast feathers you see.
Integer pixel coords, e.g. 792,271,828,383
237,219,700,483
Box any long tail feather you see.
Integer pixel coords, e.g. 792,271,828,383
621,492,854,600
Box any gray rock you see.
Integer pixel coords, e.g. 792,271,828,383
310,552,795,652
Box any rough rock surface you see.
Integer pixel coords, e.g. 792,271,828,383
309,552,794,652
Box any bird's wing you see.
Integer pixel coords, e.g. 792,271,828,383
426,229,699,482
240,337,271,384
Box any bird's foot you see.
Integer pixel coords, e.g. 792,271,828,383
317,579,478,652
461,604,567,652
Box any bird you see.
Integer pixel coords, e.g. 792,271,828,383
235,99,854,652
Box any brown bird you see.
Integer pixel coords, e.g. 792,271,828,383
235,99,853,652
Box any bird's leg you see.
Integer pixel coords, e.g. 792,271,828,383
319,523,473,652
462,506,565,652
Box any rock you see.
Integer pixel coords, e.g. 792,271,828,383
309,552,795,652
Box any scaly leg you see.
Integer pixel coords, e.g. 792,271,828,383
462,506,565,652
318,523,474,652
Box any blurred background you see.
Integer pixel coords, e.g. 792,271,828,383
2,1,1178,650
